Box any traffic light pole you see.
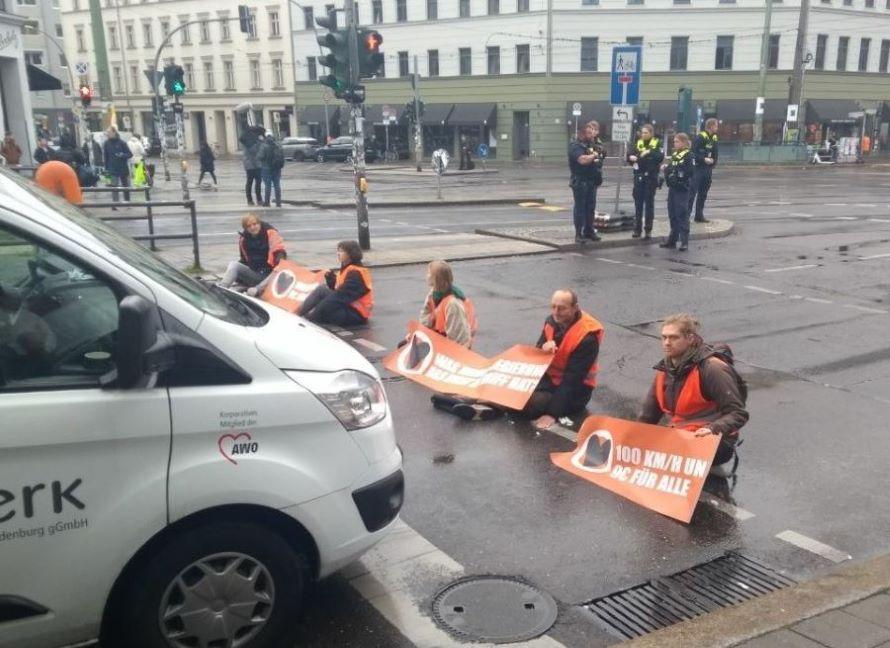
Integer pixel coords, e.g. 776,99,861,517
413,56,423,173
753,0,774,145
345,0,371,250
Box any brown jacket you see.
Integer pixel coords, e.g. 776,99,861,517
1,139,22,165
639,344,748,437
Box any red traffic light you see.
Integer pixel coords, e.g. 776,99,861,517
78,84,93,106
364,31,382,52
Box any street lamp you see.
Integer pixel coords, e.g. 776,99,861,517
797,52,814,143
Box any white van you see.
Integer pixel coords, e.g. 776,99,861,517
0,167,403,648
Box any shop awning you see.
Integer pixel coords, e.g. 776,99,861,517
299,105,339,125
717,99,786,121
421,104,454,126
881,102,890,121
448,103,496,126
27,64,62,92
806,99,861,123
564,101,611,124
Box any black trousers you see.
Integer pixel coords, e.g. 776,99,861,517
571,180,598,238
299,285,366,327
632,177,657,234
688,168,712,221
431,376,591,419
666,186,690,246
245,169,263,204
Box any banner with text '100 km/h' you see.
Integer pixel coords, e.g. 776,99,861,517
383,321,553,410
551,415,720,523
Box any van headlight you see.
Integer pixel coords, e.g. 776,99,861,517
286,370,387,430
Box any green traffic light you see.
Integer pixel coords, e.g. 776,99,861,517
172,81,185,95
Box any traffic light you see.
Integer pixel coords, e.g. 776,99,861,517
358,29,384,79
237,5,252,34
164,64,186,96
78,84,92,108
316,10,350,99
677,86,693,133
402,98,425,124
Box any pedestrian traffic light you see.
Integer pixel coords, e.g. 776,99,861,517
164,64,186,96
358,29,384,79
78,84,92,107
402,98,425,124
316,10,350,100
237,5,252,34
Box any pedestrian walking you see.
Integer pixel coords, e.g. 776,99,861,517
299,240,373,327
627,123,664,239
127,133,148,188
418,260,477,348
660,132,694,251
637,313,748,478
219,214,287,296
102,126,132,207
240,126,264,206
568,121,605,244
33,138,51,165
198,141,217,185
688,118,719,223
1,133,22,166
257,131,285,207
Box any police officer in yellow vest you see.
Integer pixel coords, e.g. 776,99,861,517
626,123,664,239
688,118,719,223
659,133,694,251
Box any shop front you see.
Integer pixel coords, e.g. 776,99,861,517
0,13,36,165
448,103,497,160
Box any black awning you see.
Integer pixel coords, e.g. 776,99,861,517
717,99,786,121
448,103,496,126
645,100,678,124
421,104,454,126
881,102,890,121
299,105,338,125
27,64,62,92
806,99,861,123
565,101,611,124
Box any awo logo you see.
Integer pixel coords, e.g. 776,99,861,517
218,432,259,465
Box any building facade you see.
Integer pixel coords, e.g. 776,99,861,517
292,0,890,160
0,4,37,163
58,0,301,154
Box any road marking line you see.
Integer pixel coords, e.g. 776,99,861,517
702,277,736,285
834,216,857,220
825,203,848,207
855,203,877,208
354,338,387,352
776,530,851,563
860,252,890,260
842,304,889,314
539,205,567,212
743,285,783,295
868,218,890,223
548,425,577,443
764,264,818,273
595,257,625,264
698,493,755,521
569,252,585,257
790,213,814,218
518,201,543,207
625,263,656,270
771,201,792,205
805,297,833,304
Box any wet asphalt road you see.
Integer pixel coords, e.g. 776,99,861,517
278,164,890,646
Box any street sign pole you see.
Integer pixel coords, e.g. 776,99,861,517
413,55,423,173
345,0,370,251
610,47,641,220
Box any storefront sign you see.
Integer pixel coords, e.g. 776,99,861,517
0,29,20,54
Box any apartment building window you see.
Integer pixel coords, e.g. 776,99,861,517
459,0,470,16
108,25,118,50
837,36,849,70
674,0,690,5
820,0,830,4
180,20,191,45
487,46,500,74
200,20,211,43
112,65,122,93
142,23,152,47
307,56,317,80
325,4,335,16
428,49,439,76
378,58,386,77
24,51,44,66
859,37,870,71
303,7,314,28
272,58,284,87
580,37,598,71
249,59,261,88
75,27,85,52
129,65,140,93
518,0,529,11
160,21,170,40
247,10,258,38
184,62,195,88
427,0,438,18
59,53,67,67
459,47,472,75
355,4,361,22
880,39,890,72
125,24,135,49
269,10,281,36
670,36,688,70
224,60,236,88
582,0,600,4
397,0,407,21
516,44,530,73
398,51,409,76
842,0,851,4
719,0,735,4
55,24,63,38
488,0,499,13
204,61,216,90
715,35,734,69
815,34,827,69
73,0,79,8
17,0,37,4
768,34,780,69
372,0,383,22
219,15,230,41
865,0,875,6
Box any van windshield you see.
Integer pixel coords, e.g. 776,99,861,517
0,168,264,326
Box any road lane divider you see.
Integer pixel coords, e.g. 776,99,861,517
775,530,851,563
764,264,819,273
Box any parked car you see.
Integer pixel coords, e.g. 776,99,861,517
280,136,320,161
315,136,378,163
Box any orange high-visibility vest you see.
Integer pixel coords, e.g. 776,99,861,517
654,359,724,431
426,294,478,347
34,160,83,204
238,226,286,269
335,264,374,319
543,311,604,388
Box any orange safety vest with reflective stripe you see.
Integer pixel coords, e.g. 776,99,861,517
426,294,478,347
543,312,604,388
654,360,724,431
335,264,374,319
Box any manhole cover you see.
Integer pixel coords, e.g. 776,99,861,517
431,575,558,644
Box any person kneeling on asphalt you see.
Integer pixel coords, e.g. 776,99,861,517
420,260,477,348
219,213,287,296
299,240,373,327
638,313,749,477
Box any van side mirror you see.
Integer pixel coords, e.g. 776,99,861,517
117,295,172,389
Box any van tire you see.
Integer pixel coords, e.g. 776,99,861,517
115,521,307,648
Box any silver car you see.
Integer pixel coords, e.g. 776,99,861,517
281,136,320,161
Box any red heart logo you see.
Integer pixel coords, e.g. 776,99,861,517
218,432,252,465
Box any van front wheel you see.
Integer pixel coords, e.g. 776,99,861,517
117,521,307,648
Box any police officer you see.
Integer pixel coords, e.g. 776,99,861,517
688,118,719,223
627,123,664,239
568,120,606,244
660,132,694,251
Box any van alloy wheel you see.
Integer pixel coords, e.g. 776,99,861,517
158,552,275,648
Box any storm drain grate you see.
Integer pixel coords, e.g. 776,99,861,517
432,575,559,644
584,552,796,640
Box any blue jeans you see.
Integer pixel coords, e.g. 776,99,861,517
667,187,690,246
262,168,282,206
571,180,597,238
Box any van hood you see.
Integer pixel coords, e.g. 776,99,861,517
251,298,377,375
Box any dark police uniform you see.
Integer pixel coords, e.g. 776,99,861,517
568,136,606,241
663,147,694,249
627,136,664,237
688,130,718,222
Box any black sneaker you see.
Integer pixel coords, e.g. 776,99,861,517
631,232,641,238
451,403,476,421
679,243,688,251
659,241,675,249
587,233,602,242
694,218,710,223
574,235,587,244
643,232,652,240
477,405,502,421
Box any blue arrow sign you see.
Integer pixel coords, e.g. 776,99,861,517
477,143,489,158
611,46,642,106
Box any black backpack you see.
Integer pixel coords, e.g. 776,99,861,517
271,142,285,170
708,343,748,404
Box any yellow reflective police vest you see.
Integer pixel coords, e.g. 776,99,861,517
636,137,660,153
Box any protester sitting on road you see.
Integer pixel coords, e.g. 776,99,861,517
219,213,287,296
34,158,83,205
419,260,477,348
299,240,373,327
432,289,604,428
638,313,749,477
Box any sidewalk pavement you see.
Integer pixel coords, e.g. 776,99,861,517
625,553,890,648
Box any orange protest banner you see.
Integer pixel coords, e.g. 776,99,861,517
260,260,327,313
551,415,721,523
383,321,553,411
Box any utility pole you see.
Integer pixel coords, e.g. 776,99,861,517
545,0,553,77
113,0,134,128
88,0,112,103
345,0,371,250
789,0,810,141
753,0,774,144
413,55,423,172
